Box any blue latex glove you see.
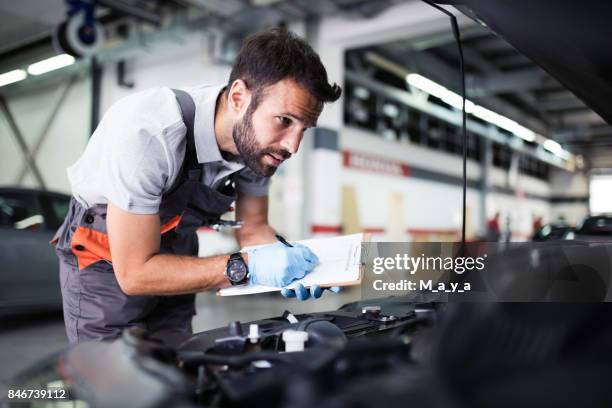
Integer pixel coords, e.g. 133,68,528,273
281,284,342,301
247,242,319,287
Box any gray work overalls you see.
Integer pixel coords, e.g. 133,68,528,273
52,90,238,343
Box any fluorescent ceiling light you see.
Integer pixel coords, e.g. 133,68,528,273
27,54,75,76
407,74,447,98
0,69,27,87
407,73,470,110
543,139,571,160
471,105,503,124
472,105,536,142
505,123,536,142
543,139,562,155
407,73,537,143
442,92,475,112
543,139,570,159
407,73,475,112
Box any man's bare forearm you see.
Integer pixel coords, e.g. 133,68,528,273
236,223,277,248
120,253,241,296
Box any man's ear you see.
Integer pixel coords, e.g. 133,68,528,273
227,79,251,115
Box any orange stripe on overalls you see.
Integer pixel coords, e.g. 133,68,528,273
70,215,182,270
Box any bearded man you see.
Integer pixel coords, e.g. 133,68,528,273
52,28,341,344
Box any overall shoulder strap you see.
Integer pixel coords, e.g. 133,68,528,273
166,89,200,195
172,88,196,152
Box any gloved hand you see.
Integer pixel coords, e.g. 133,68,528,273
281,284,342,301
247,242,319,287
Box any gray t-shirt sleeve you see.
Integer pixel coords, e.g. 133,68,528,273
97,98,170,214
235,167,271,197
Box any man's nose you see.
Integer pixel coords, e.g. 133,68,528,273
280,129,303,155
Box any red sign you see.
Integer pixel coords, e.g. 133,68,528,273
342,150,410,177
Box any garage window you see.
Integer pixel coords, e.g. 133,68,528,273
589,173,612,214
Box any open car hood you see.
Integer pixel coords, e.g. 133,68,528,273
444,0,612,125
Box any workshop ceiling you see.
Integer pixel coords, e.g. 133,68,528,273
1,0,609,165
0,0,65,54
0,0,400,55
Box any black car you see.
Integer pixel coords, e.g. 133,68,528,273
532,222,574,241
570,215,612,241
0,187,70,315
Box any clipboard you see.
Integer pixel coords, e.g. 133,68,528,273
218,233,365,296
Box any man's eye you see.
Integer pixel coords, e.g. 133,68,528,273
277,116,292,126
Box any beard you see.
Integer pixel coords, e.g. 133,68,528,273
232,107,291,177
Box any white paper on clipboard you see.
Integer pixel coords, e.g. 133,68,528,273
218,233,363,296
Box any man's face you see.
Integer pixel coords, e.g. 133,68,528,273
232,79,321,177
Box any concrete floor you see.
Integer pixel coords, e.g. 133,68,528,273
0,310,68,390
0,288,360,389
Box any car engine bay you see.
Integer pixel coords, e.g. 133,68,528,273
7,295,612,408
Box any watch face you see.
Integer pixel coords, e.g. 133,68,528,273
227,259,247,283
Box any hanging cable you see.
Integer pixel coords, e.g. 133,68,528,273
421,1,468,247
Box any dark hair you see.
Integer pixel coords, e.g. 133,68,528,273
227,27,341,107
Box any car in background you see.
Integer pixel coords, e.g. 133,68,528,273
0,187,69,315
566,215,612,242
532,222,574,242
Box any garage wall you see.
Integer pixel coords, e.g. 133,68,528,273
306,1,478,241
0,32,230,195
309,1,553,241
0,75,90,193
338,125,552,241
99,34,230,113
549,168,589,224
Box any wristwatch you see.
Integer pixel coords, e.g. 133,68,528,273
225,252,249,285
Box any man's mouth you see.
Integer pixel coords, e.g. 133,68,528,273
266,153,283,167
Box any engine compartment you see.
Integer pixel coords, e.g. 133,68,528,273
7,298,612,408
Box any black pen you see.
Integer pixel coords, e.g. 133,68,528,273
275,234,293,247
